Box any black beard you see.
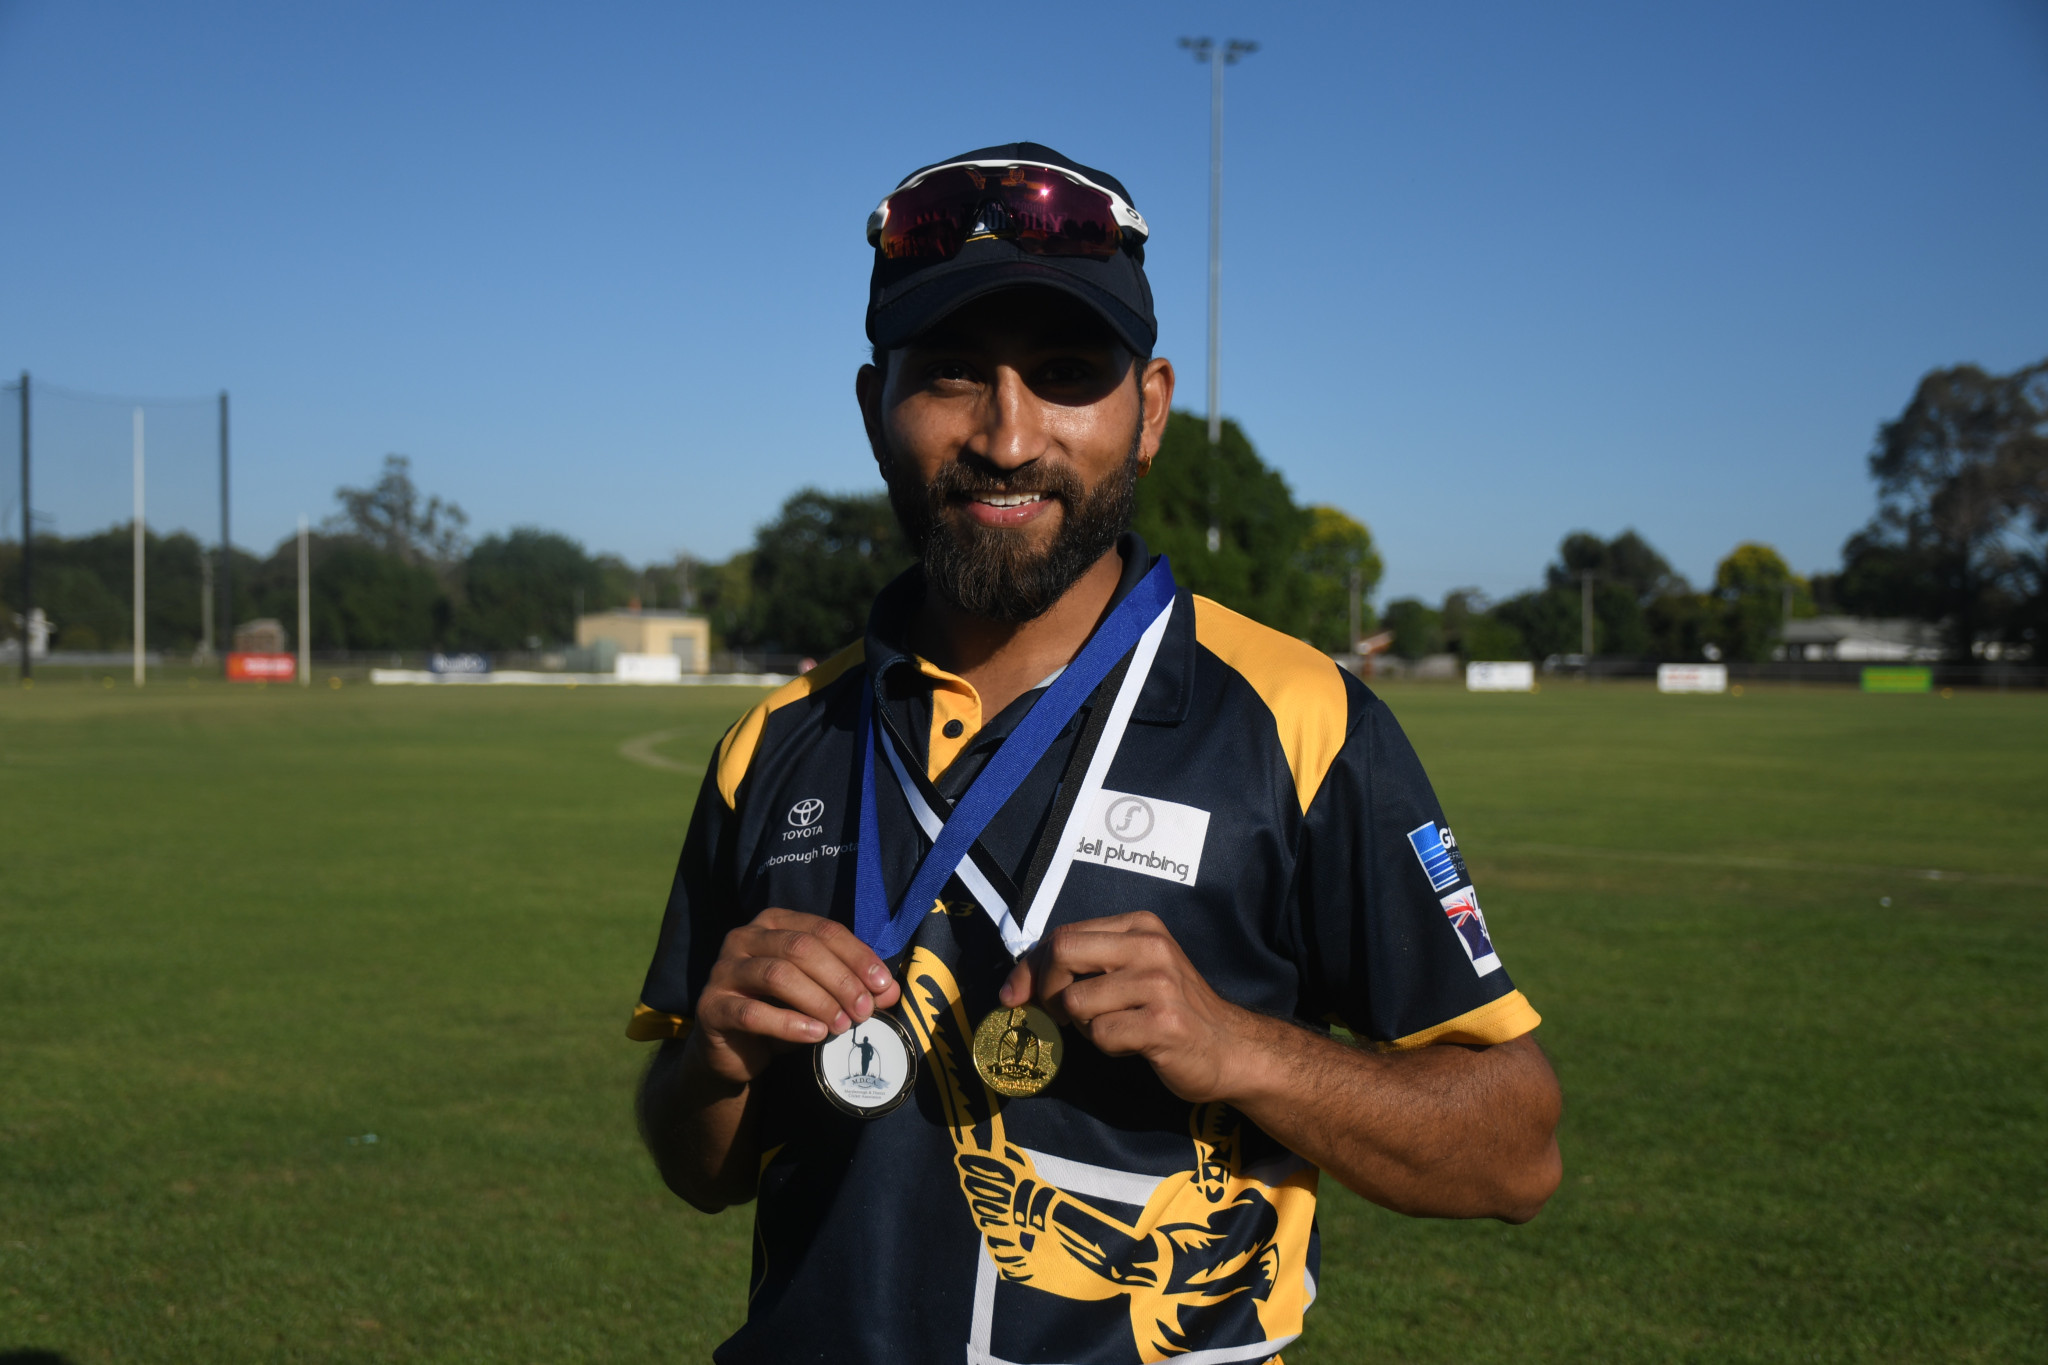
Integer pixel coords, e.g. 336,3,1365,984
885,436,1141,625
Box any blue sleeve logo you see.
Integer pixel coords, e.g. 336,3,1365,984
1406,822,1467,893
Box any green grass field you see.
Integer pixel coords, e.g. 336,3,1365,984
2,677,2043,1363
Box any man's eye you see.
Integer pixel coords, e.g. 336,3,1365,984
1038,360,1096,385
926,362,976,384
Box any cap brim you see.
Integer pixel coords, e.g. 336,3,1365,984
868,253,1154,357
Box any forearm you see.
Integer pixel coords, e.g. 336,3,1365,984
636,1032,763,1213
1224,1017,1562,1222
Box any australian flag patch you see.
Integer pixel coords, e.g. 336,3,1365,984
1439,886,1502,976
1406,822,1469,893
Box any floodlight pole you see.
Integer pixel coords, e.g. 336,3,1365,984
199,547,214,660
297,515,311,686
133,408,146,687
1181,36,1258,554
17,372,29,683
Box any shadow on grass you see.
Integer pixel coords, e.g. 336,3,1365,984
0,1352,79,1364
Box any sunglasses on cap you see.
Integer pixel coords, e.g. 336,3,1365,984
867,160,1150,263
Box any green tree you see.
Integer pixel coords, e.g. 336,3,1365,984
1132,412,1311,634
1382,598,1444,659
0,525,225,653
1497,528,1701,659
591,555,642,613
749,489,914,656
1643,590,1721,662
698,551,757,651
1492,585,1580,660
1295,505,1383,652
455,528,604,650
1547,528,1684,656
1713,542,1812,662
1830,358,2047,655
324,455,470,567
251,533,446,651
1441,589,1528,661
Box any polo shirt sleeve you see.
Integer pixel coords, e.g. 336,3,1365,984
626,750,744,1042
1288,685,1541,1049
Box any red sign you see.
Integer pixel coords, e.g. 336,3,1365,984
227,652,296,682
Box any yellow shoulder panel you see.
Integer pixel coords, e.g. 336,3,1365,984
1192,596,1350,812
1382,991,1541,1051
715,641,865,809
625,1003,693,1042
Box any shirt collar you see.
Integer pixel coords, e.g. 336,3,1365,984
862,531,1190,729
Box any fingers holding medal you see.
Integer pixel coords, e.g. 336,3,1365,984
696,908,901,1087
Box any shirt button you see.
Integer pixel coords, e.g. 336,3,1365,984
943,719,965,739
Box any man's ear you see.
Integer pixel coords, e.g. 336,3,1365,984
1136,357,1176,475
855,363,887,473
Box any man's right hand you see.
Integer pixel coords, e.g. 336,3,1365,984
691,908,901,1086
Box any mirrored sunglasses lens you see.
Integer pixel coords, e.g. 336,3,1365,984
879,167,1121,262
878,168,982,262
995,170,1119,257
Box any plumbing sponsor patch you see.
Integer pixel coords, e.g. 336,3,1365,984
1071,790,1211,886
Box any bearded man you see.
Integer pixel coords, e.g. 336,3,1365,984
631,143,1563,1365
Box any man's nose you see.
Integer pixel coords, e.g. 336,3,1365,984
972,366,1047,472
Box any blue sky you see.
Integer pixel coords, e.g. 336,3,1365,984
3,0,2044,604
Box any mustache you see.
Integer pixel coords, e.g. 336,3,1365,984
923,461,1085,506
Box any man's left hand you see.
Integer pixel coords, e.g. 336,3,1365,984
1000,912,1253,1105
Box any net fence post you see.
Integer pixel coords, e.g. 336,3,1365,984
133,408,146,687
18,372,29,683
297,515,310,686
219,390,230,672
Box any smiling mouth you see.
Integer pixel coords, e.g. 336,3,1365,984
968,492,1050,509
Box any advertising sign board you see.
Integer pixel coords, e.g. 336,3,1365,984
428,652,492,674
227,652,296,683
615,652,685,683
1465,661,1535,692
1861,665,1933,693
1657,663,1728,693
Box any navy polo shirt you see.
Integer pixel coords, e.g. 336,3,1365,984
631,536,1540,1365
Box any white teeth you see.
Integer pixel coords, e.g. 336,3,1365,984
975,493,1046,508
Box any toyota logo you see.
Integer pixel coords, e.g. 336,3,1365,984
1104,795,1154,843
788,798,824,828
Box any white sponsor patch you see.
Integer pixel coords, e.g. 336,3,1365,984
1070,789,1210,886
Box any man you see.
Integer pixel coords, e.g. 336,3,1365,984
632,142,1562,1364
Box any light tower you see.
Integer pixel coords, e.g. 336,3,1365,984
1179,35,1258,553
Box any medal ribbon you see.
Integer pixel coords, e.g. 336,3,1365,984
854,557,1176,961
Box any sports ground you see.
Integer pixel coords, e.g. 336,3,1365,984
2,677,2042,1363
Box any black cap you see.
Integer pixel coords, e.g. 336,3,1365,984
865,142,1157,357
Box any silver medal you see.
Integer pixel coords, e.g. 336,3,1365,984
812,1010,918,1119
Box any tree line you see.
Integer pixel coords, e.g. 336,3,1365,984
0,415,1386,659
0,458,658,655
1381,532,1816,664
5,355,2035,662
1383,355,2045,664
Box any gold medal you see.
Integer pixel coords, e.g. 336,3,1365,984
971,1004,1063,1097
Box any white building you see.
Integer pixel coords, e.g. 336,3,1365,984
1779,616,1943,662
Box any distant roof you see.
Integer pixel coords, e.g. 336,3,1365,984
580,609,703,621
1781,616,1940,646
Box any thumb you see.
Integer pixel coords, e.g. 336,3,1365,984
998,955,1035,1007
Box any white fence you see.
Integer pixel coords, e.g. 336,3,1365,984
1657,663,1729,693
1465,661,1536,692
